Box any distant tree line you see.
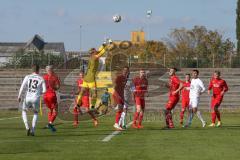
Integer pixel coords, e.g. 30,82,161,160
106,25,236,68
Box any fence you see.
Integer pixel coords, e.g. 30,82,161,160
1,51,240,69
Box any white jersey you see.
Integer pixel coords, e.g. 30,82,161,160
124,77,133,108
189,78,205,99
18,73,46,100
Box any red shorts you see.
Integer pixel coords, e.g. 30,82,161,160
135,97,145,108
112,92,124,105
81,96,89,108
166,96,179,110
182,98,189,109
44,93,57,109
211,95,223,109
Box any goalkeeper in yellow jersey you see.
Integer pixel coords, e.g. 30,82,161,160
76,39,112,121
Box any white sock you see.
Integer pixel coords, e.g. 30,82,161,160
197,111,205,124
118,113,123,126
22,110,29,130
32,113,38,132
121,112,126,126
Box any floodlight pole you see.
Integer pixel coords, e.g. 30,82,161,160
80,25,82,58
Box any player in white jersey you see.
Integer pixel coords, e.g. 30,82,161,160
118,75,133,129
18,64,46,136
186,69,206,127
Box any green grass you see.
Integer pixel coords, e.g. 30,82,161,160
0,111,240,160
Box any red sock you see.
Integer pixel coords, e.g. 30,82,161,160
133,112,139,125
48,112,52,123
180,110,185,123
50,111,58,123
165,112,169,126
167,112,174,127
216,111,221,121
211,112,216,123
115,110,122,123
138,113,144,126
73,107,79,122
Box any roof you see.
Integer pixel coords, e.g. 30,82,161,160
43,42,65,54
0,43,25,56
0,35,65,56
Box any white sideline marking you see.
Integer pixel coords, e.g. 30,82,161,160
102,122,133,142
0,116,21,121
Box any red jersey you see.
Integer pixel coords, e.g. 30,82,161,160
169,75,180,96
208,78,228,95
43,74,60,94
114,74,128,100
77,79,83,91
133,76,148,98
181,81,190,99
76,79,89,96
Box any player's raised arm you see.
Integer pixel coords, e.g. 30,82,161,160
18,76,28,102
95,39,113,59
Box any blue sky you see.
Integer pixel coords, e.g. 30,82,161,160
0,0,236,51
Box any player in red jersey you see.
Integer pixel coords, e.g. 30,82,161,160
132,69,148,129
73,72,98,127
208,71,228,127
164,68,182,128
43,65,60,132
113,66,129,130
179,73,191,127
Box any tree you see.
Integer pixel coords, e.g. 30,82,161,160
165,26,234,68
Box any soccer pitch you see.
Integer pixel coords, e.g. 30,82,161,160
0,111,240,160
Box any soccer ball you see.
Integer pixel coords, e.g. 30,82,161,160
112,14,121,23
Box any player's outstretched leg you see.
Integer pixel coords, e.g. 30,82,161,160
31,110,38,136
138,111,144,129
22,110,31,136
132,111,139,129
73,106,79,127
114,105,123,130
164,109,174,128
89,88,97,110
180,108,185,126
47,106,57,132
118,109,127,129
51,108,58,124
87,109,98,127
162,109,169,128
209,111,216,127
196,110,206,127
186,108,193,127
214,106,222,127
76,87,86,107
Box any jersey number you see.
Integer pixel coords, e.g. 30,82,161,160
29,79,39,89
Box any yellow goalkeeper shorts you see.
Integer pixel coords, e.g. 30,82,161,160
82,80,96,89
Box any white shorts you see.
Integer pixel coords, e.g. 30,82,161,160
22,97,40,112
189,97,200,109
